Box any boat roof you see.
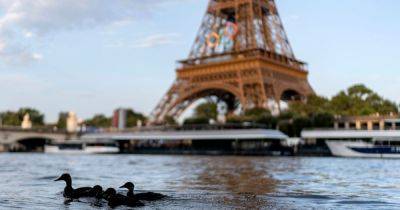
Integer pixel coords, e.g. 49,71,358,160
50,139,116,144
82,129,288,141
302,129,400,139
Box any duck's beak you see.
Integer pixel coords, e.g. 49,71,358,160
119,185,126,189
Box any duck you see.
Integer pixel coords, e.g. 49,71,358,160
54,173,92,199
120,182,166,201
88,185,104,199
103,188,144,208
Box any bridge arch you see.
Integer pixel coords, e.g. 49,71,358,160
16,137,53,152
1,132,66,152
280,89,304,101
167,83,244,119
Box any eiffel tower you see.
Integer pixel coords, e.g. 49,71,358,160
151,0,314,123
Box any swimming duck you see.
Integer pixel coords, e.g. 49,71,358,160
54,173,92,199
103,188,144,208
120,182,166,201
88,185,104,199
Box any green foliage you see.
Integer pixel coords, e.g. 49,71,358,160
311,113,334,128
18,108,45,126
288,84,398,117
0,108,44,127
244,107,271,117
125,109,147,127
225,115,247,124
292,117,312,137
330,84,398,116
0,111,20,126
255,114,278,129
85,114,112,128
183,117,210,125
164,115,177,126
289,95,331,116
194,102,218,120
224,108,277,129
56,112,68,129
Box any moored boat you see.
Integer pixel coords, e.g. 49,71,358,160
326,139,400,158
45,140,119,154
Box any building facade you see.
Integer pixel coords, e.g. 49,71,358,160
334,114,400,130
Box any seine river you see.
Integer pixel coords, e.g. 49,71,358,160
0,154,399,209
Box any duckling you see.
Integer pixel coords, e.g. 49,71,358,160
88,185,104,199
120,182,166,201
103,188,144,208
54,173,92,199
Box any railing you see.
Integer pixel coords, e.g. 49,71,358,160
177,49,308,72
0,126,68,134
0,123,273,135
86,123,270,134
303,128,400,131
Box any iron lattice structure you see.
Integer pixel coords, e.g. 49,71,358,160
150,0,314,124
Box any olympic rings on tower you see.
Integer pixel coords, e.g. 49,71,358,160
224,22,238,39
206,22,238,49
206,32,220,49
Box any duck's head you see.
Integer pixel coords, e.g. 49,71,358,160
103,188,116,199
92,185,103,198
119,182,135,190
54,173,71,183
93,185,103,192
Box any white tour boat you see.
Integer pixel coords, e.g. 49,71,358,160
326,139,400,158
45,140,119,154
302,129,400,158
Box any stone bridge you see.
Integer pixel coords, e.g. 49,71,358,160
0,128,68,151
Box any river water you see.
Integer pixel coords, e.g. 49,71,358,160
0,154,399,209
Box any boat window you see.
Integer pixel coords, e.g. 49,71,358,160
390,141,400,146
86,143,116,147
361,122,368,130
338,122,345,129
372,122,380,130
349,122,356,129
385,122,394,130
58,144,83,150
396,122,400,130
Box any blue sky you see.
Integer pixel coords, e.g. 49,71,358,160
0,0,398,122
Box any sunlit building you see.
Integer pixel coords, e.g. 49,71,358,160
334,114,400,130
113,108,127,130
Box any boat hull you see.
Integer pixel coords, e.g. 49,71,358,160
44,145,119,154
326,141,400,158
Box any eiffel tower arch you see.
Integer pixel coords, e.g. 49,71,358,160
151,0,314,124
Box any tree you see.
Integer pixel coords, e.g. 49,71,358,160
125,109,147,127
85,114,112,128
226,115,245,124
311,113,334,128
287,84,398,117
56,112,68,129
17,108,45,126
183,117,210,125
288,95,331,116
194,102,218,120
330,84,398,116
0,111,20,126
164,115,178,126
244,107,271,118
255,114,278,129
292,117,312,137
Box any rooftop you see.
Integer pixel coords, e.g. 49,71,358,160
302,129,400,139
83,129,288,141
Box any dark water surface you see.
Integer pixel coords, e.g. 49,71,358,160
0,154,400,209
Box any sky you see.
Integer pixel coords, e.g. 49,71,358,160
0,0,399,123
